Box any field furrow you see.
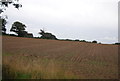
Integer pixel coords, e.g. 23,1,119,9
2,36,118,79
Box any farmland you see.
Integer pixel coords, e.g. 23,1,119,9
2,36,118,79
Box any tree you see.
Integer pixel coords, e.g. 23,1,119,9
0,0,22,14
39,29,57,40
92,40,97,43
0,18,7,34
114,43,120,45
0,0,22,34
75,39,79,41
10,21,27,37
80,40,86,42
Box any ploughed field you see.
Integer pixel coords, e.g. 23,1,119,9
2,36,118,79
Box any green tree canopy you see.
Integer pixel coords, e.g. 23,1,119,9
10,21,26,37
0,0,22,35
39,29,57,40
92,40,97,43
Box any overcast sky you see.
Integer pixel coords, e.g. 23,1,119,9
2,0,119,44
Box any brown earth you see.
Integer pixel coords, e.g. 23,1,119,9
2,36,118,79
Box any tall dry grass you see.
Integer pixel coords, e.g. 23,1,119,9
3,54,78,79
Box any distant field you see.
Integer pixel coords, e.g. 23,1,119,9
2,36,118,79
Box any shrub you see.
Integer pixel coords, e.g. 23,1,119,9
80,40,86,42
9,34,17,36
75,39,79,41
65,39,73,41
92,40,97,43
114,43,120,45
98,42,102,44
39,29,57,40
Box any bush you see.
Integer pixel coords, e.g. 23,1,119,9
9,34,17,36
92,40,97,43
114,43,120,45
75,39,79,41
65,39,73,41
39,29,57,40
80,40,86,42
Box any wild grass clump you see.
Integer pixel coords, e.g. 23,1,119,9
3,55,78,79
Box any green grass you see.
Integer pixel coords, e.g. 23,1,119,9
3,53,12,56
16,72,31,79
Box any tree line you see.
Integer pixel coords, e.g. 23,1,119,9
1,19,99,43
0,0,57,39
1,15,119,45
0,0,119,44
1,20,57,39
0,0,101,44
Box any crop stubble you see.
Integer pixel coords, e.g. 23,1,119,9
2,36,118,79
